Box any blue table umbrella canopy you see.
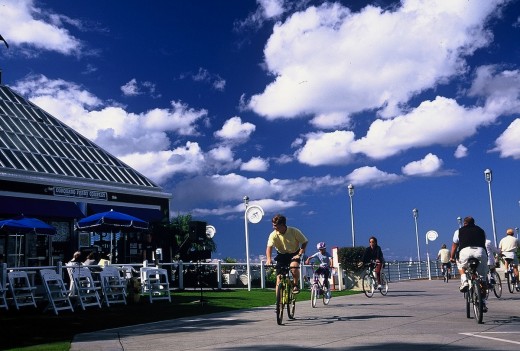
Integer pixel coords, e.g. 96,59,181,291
76,209,149,263
0,215,57,267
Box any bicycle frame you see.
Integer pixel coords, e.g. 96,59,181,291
310,266,331,307
362,262,388,297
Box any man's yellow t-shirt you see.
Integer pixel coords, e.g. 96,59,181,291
267,227,308,254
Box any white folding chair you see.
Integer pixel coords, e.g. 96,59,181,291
141,268,171,303
7,271,37,310
99,266,127,307
40,269,74,315
0,280,7,310
70,266,102,310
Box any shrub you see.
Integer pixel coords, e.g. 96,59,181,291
337,246,366,272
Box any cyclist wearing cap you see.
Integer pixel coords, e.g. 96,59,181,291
499,228,519,288
266,214,308,294
305,242,333,290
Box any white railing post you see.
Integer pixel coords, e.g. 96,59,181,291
260,261,266,289
217,261,222,289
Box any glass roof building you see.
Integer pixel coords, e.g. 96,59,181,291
0,82,171,266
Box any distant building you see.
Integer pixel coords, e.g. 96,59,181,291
0,81,171,266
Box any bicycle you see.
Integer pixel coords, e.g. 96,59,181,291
486,268,502,298
502,256,520,294
463,258,486,324
310,264,331,308
440,262,450,283
361,261,388,297
268,264,296,325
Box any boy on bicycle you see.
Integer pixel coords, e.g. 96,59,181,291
437,244,452,279
305,242,333,291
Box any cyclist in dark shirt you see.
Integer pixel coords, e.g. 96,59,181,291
362,236,385,289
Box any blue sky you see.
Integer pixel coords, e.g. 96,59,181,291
1,0,520,262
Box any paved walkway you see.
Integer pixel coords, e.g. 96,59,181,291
71,279,520,351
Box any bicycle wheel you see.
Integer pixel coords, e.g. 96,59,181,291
323,286,331,305
380,273,389,295
471,281,483,324
506,270,514,293
311,284,318,308
362,273,374,298
276,282,284,325
492,272,502,298
287,284,296,320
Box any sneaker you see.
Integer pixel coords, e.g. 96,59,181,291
459,281,469,293
292,286,300,294
377,284,382,290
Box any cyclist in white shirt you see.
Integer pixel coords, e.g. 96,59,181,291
499,228,519,288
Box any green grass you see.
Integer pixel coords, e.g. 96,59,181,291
1,288,357,351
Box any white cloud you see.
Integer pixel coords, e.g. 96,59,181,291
310,112,351,129
214,116,256,143
12,75,209,184
121,79,140,96
188,67,226,91
0,0,82,55
241,157,269,172
248,0,503,121
295,130,355,166
454,144,468,158
346,166,403,187
351,97,492,159
491,118,520,159
402,153,443,176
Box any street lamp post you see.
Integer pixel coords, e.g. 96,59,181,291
412,208,421,262
484,169,498,247
348,184,355,247
243,195,251,291
457,216,462,228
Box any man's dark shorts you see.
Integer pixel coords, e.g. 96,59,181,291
275,251,300,275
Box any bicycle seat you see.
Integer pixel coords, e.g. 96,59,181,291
467,258,480,270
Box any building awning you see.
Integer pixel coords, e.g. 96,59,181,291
87,204,164,223
0,196,85,219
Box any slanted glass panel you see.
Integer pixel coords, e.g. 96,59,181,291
0,117,15,132
58,142,75,159
2,132,18,149
42,155,61,174
33,153,55,173
23,106,44,123
38,138,58,157
0,149,14,168
3,149,24,169
2,88,26,105
15,118,32,135
18,135,39,153
90,162,110,182
48,140,68,158
48,156,67,175
0,136,8,148
11,133,30,152
98,164,117,182
30,136,48,154
65,129,88,146
23,152,46,173
75,146,94,163
83,161,103,180
0,100,15,117
12,150,35,171
60,157,81,177
9,103,26,119
31,122,52,139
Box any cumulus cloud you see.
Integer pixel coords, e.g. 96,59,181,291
346,166,403,187
182,67,226,91
240,157,269,172
0,0,82,55
491,118,520,159
295,130,355,166
454,144,468,158
121,79,160,98
402,153,443,176
12,74,209,184
214,116,256,144
248,1,502,121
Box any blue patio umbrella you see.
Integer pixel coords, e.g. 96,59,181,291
0,215,57,235
76,209,149,263
0,215,57,266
